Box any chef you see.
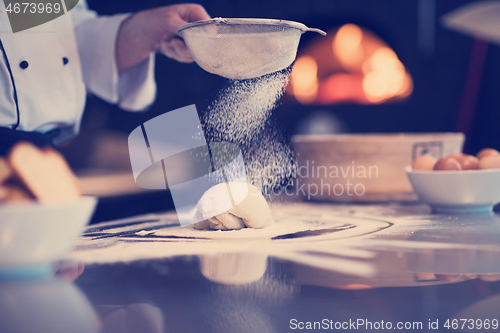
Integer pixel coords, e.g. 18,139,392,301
0,0,210,155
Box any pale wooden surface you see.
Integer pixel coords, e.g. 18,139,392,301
292,133,464,201
77,169,148,197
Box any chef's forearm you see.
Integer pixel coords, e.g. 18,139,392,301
115,11,156,74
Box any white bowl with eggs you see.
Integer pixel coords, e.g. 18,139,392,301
407,148,500,213
406,168,500,213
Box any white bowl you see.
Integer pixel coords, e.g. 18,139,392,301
0,197,97,271
406,168,500,213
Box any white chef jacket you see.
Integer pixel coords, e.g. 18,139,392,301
0,0,156,143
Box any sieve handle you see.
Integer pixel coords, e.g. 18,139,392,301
304,27,327,36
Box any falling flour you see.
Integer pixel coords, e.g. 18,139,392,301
203,68,296,199
204,69,291,144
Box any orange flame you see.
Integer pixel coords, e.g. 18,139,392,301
290,56,318,104
289,24,413,105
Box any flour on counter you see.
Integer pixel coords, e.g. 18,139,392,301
69,203,500,280
69,203,396,277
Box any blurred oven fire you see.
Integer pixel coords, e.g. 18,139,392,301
288,24,413,105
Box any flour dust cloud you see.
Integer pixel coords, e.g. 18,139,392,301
203,68,296,199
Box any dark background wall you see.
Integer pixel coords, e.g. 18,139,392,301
66,0,500,170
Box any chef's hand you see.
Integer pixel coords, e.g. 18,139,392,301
116,4,211,73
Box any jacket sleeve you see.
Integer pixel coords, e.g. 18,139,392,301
70,1,156,111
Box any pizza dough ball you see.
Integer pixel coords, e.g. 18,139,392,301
193,182,273,230
193,210,246,230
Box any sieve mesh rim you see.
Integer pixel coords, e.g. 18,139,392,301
177,18,325,35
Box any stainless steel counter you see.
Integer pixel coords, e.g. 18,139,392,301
2,202,500,332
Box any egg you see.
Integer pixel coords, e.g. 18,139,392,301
476,148,500,160
412,154,437,171
433,157,462,171
478,155,500,169
448,153,465,159
456,155,479,170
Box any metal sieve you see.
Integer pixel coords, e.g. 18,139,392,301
178,18,326,79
